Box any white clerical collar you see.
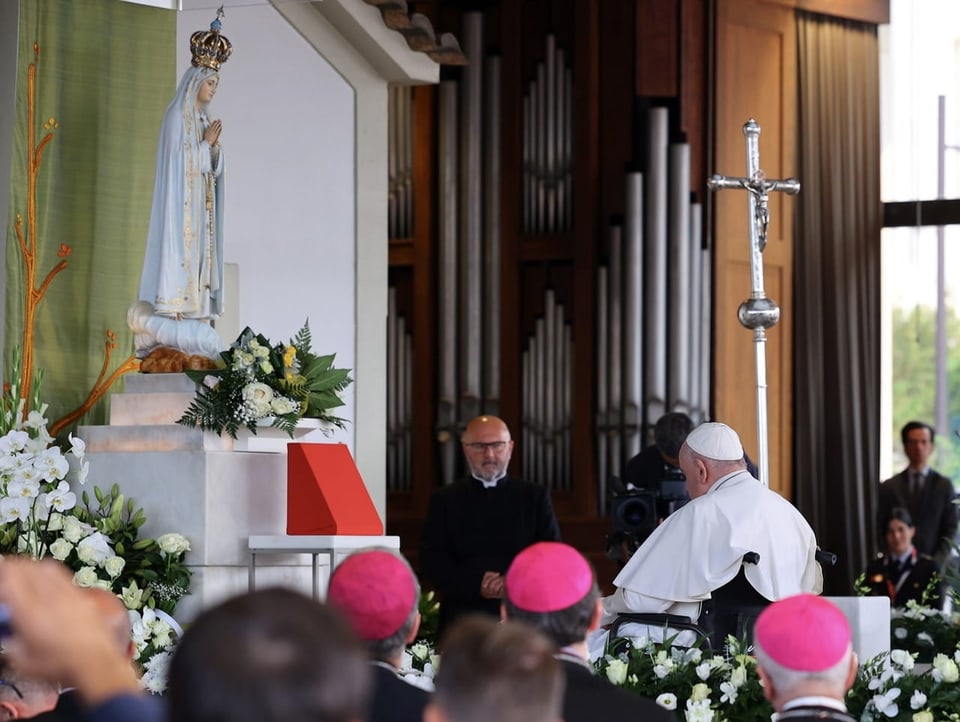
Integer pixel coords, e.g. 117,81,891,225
554,647,594,673
781,696,846,713
472,471,507,488
707,469,749,494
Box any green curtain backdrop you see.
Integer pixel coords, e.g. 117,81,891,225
5,0,174,429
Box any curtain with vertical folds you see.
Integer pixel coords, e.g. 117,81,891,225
793,11,882,595
4,0,174,429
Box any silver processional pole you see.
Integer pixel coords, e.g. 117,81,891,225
707,119,799,486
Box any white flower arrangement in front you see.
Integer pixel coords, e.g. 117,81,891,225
596,634,767,722
0,396,192,695
598,629,960,722
846,644,960,721
400,639,439,691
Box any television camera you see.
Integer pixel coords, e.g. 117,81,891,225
605,465,690,566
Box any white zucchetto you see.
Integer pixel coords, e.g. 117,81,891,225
685,422,744,460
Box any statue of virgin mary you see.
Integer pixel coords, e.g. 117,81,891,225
138,10,232,320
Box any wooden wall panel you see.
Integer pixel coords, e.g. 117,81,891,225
713,0,796,497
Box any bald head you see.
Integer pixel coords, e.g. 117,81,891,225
461,416,514,483
85,588,135,659
463,416,510,438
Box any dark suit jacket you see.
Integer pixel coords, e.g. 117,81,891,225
878,468,957,565
368,664,431,722
863,552,943,608
24,691,164,722
560,658,674,722
420,475,561,637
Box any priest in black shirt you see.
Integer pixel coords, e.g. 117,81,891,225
420,415,561,640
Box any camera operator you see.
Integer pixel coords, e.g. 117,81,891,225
606,413,694,566
621,412,694,496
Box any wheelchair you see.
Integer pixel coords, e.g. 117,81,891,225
607,549,837,653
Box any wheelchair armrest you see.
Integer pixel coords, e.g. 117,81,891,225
607,613,710,648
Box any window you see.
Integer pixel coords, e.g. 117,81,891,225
880,0,960,482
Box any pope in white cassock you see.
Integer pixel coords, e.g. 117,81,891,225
599,422,823,637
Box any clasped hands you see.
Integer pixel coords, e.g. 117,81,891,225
480,570,504,599
204,119,223,146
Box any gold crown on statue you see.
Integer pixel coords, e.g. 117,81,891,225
190,6,232,71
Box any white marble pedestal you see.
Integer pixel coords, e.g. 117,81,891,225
77,373,383,622
825,595,891,663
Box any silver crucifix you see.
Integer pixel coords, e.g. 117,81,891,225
707,118,800,487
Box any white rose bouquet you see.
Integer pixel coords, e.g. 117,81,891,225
178,321,352,439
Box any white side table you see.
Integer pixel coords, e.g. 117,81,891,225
248,535,401,599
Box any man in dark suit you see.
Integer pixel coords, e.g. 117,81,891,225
501,541,673,722
878,421,957,567
327,548,431,722
753,595,857,722
420,415,561,639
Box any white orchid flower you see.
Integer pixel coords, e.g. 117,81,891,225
872,687,901,718
0,496,32,523
45,481,76,512
23,410,47,431
33,448,69,481
0,430,31,454
67,432,86,459
9,470,41,495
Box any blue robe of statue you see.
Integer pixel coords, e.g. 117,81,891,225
139,65,225,319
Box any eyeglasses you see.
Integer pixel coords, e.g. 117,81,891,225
0,680,23,699
464,441,509,453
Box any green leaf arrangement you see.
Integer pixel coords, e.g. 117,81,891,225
177,321,353,439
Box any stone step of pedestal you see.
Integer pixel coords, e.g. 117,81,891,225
78,424,231,452
110,392,196,426
125,372,200,394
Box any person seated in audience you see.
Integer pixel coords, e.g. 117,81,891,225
425,616,563,722
0,656,58,720
26,587,139,722
863,507,943,608
502,542,673,722
600,422,822,647
0,559,163,722
327,548,431,722
753,594,858,721
167,587,370,722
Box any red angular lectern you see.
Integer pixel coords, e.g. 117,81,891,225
286,443,383,535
